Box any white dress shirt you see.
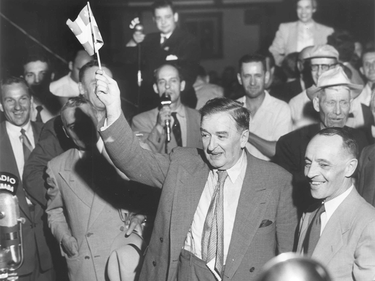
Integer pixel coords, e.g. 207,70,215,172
184,151,247,265
6,120,35,177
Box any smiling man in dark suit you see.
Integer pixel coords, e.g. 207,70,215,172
0,77,55,280
125,0,201,111
93,70,298,281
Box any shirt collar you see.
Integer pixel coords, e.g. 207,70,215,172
6,120,32,136
324,185,354,220
173,104,186,118
211,150,247,184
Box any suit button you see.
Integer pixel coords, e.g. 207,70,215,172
250,267,255,272
160,237,163,242
86,232,93,237
85,256,90,259
152,261,157,267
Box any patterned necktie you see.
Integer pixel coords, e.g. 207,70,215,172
20,128,33,162
303,202,325,257
171,112,182,147
202,170,228,277
36,105,43,123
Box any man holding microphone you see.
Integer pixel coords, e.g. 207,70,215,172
131,63,202,154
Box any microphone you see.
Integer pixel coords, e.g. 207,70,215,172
0,172,25,280
160,93,172,142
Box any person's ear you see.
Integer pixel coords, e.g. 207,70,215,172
237,73,242,85
153,83,159,94
360,66,364,76
313,96,320,112
240,129,249,148
174,12,179,22
78,82,85,95
180,80,186,92
69,61,73,72
0,102,3,112
264,71,271,85
345,158,358,178
62,126,70,139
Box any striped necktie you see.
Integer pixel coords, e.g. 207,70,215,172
20,128,33,162
202,170,228,277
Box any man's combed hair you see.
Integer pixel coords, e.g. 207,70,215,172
0,76,30,100
200,98,249,132
152,0,175,14
318,127,359,158
153,63,184,83
238,54,267,73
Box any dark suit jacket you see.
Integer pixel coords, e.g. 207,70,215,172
125,27,201,110
0,121,53,276
274,124,369,213
357,144,375,206
99,113,298,281
23,116,75,206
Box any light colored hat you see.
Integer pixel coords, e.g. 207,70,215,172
306,67,363,100
305,44,339,60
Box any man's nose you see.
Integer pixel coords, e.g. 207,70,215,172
305,163,318,179
207,136,216,151
334,103,341,115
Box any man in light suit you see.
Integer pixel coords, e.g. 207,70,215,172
297,127,375,280
269,0,334,66
94,70,298,281
46,96,145,281
131,63,202,154
0,77,55,280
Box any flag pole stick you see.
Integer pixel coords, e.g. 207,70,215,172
87,2,102,70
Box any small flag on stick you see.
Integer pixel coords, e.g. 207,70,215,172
66,2,103,66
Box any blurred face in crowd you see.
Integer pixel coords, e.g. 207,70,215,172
23,60,52,96
79,66,112,111
201,111,248,170
70,50,93,83
153,6,178,35
305,134,356,202
238,61,269,100
153,64,185,105
360,51,375,83
0,82,32,127
310,58,337,84
62,102,98,151
297,0,316,23
313,86,351,128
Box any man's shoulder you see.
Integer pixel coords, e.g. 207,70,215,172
50,74,69,89
279,21,298,30
184,105,201,118
248,152,291,178
314,21,334,33
132,108,159,122
49,148,77,168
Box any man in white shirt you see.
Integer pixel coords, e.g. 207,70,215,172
296,127,375,280
131,63,202,154
0,77,55,280
236,54,292,161
50,49,92,106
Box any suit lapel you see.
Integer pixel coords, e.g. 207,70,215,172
59,150,94,209
225,153,268,279
312,189,357,264
287,22,298,53
170,157,210,260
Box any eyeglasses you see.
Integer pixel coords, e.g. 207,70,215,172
310,64,337,71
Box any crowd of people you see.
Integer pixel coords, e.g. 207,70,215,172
0,0,374,281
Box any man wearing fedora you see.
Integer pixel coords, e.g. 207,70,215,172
274,67,369,214
289,44,339,130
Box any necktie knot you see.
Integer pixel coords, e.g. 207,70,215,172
217,170,228,186
35,105,43,123
160,34,166,45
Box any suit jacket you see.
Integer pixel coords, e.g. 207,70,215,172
296,188,375,281
124,27,201,110
46,148,143,281
131,106,203,154
274,124,369,213
99,113,298,281
24,115,75,206
357,144,375,206
269,21,334,66
0,121,54,276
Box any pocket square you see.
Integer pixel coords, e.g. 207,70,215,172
259,219,273,228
